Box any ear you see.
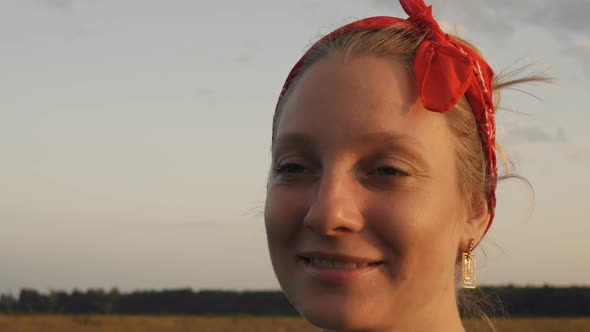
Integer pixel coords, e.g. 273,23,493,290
460,194,491,251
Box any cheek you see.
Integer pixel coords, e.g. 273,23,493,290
264,185,309,249
367,184,463,266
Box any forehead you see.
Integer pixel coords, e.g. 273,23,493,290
276,55,453,154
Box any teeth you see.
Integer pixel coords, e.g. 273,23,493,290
308,258,369,269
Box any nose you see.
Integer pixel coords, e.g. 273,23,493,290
303,169,364,236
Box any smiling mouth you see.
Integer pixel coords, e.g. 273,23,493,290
299,256,383,270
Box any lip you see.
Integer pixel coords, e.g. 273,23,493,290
298,251,382,264
297,251,383,284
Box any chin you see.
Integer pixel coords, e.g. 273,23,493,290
304,312,369,331
289,288,385,331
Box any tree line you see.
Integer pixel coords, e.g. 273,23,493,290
0,286,588,317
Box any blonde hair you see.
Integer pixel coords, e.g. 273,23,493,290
272,24,549,331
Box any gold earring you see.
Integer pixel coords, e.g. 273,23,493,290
461,238,477,289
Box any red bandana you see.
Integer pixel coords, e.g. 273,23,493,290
275,0,497,235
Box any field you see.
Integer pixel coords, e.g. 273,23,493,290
0,315,589,332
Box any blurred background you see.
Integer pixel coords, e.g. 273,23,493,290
0,0,588,302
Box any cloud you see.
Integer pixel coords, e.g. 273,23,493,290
559,36,590,77
529,0,590,34
579,41,590,76
167,219,252,229
34,0,73,12
198,89,214,96
566,144,590,160
578,38,590,53
574,37,590,62
169,220,223,228
506,126,566,144
235,54,254,64
34,0,96,13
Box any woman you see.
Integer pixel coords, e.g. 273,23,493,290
264,0,541,331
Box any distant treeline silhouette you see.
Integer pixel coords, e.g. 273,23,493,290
1,286,589,317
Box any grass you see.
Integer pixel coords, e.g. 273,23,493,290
0,315,589,332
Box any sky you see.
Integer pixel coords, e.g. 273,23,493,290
0,0,589,295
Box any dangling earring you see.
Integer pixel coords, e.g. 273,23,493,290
461,238,477,289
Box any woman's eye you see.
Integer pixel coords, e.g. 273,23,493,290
372,166,406,177
274,163,306,175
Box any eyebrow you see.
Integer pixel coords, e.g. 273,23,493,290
355,132,427,152
271,133,316,162
355,132,430,169
272,133,313,152
272,132,429,168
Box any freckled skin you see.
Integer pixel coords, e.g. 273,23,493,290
265,55,488,332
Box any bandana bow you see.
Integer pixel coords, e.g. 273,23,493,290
275,0,497,235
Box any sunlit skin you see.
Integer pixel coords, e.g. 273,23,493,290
264,55,490,332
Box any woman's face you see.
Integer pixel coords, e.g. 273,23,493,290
265,55,471,331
